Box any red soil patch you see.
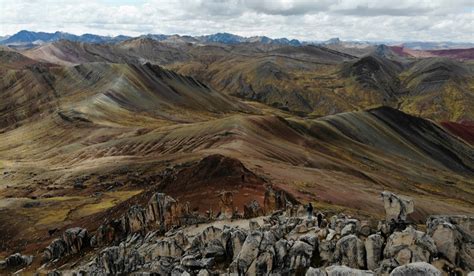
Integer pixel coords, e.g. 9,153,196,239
428,48,474,60
389,46,474,60
389,46,413,57
440,121,474,145
160,154,268,213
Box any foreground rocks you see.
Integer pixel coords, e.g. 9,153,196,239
381,191,414,222
0,253,33,271
389,262,441,276
427,215,474,271
43,227,89,262
5,190,471,275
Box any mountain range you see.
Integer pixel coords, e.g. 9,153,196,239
0,30,472,274
2,30,473,50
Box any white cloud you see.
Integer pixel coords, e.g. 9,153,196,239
0,0,472,41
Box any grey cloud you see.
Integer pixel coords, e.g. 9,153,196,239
242,0,332,16
334,5,434,17
0,0,472,42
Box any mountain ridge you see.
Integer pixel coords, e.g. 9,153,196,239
3,30,474,50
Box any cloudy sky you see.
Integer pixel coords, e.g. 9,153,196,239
0,0,473,42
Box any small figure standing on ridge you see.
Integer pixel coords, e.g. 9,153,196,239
317,212,323,227
307,203,313,219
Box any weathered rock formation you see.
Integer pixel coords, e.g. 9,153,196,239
390,262,441,276
218,191,234,219
0,253,33,271
43,227,89,262
243,200,263,218
29,191,470,275
381,191,414,221
383,226,437,266
427,215,474,271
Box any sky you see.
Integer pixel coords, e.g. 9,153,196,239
0,0,473,42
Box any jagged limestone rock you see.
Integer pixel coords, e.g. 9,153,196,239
191,226,224,256
229,230,263,274
306,267,327,276
63,227,89,254
427,215,474,270
249,220,260,231
320,239,337,264
146,193,184,232
333,234,366,269
181,254,214,269
122,205,147,234
299,233,319,250
92,220,122,246
96,244,144,274
43,239,67,262
43,227,89,262
365,234,384,271
325,265,374,276
263,186,289,214
389,262,441,276
150,239,184,258
384,226,437,265
288,240,314,272
274,239,290,271
358,221,371,237
219,191,234,219
341,223,356,237
223,228,247,260
244,200,263,219
203,239,226,260
381,191,414,222
38,192,472,276
3,253,33,270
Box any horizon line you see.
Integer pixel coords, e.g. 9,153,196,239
2,29,474,44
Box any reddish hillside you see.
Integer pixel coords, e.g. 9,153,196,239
428,48,474,60
389,46,414,57
159,154,268,213
389,46,474,60
440,121,474,145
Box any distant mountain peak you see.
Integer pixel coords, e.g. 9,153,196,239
323,37,341,45
1,30,130,47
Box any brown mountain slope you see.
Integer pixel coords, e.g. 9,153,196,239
0,61,251,131
21,40,474,121
0,63,473,260
399,58,474,121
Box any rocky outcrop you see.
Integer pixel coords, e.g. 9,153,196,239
43,227,89,262
223,228,247,260
43,239,67,262
0,253,33,271
91,192,200,248
263,186,292,214
365,234,384,270
389,262,441,276
39,192,473,275
229,230,263,274
381,191,414,221
288,240,314,272
307,265,374,275
333,234,365,268
243,200,263,218
63,227,89,254
218,191,234,219
146,193,185,231
384,226,437,265
122,205,147,234
427,215,474,270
